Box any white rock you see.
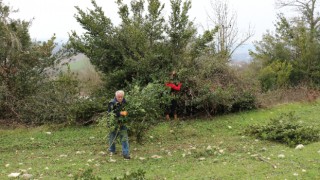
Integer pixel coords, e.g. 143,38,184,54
76,151,85,154
206,145,212,150
278,154,285,158
139,157,146,161
8,173,20,178
295,144,304,150
302,169,307,172
109,158,116,163
45,132,52,135
228,126,232,129
199,157,206,161
182,153,186,157
60,154,68,157
5,164,10,167
293,173,299,176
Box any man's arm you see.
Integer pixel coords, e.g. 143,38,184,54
165,82,182,91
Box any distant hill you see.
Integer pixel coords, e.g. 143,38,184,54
231,44,254,62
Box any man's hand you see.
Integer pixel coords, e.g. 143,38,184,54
120,111,128,116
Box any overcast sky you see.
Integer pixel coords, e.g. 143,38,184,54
3,0,280,48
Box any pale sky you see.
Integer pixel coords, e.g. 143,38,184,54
3,0,280,55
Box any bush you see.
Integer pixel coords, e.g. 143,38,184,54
126,82,171,143
17,68,82,125
244,112,320,147
74,168,101,180
70,97,105,125
111,169,146,180
231,91,257,112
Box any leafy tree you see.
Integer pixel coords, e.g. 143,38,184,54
252,0,320,87
69,0,171,91
0,1,58,121
259,60,293,91
167,0,196,68
0,1,83,124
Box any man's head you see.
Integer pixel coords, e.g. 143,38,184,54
115,90,125,103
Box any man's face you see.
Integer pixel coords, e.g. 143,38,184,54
116,94,124,103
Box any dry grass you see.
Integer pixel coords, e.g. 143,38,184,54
256,86,319,108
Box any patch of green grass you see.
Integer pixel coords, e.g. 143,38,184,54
1,100,320,179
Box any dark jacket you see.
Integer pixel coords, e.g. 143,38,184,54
108,98,127,118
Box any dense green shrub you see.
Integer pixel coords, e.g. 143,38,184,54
70,97,106,125
111,169,146,180
74,168,101,180
231,91,257,112
18,69,81,124
244,112,320,147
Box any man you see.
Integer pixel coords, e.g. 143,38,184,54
165,71,182,120
107,90,130,160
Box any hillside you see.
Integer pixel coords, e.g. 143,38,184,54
1,100,319,179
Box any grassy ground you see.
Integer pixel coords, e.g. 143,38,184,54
1,100,320,179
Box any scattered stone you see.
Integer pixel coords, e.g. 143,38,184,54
76,151,85,154
295,144,304,150
206,145,212,150
278,154,285,158
45,167,49,170
139,157,146,161
8,173,20,178
302,169,306,172
45,132,52,135
60,154,68,158
109,158,116,163
182,153,186,157
5,164,10,167
99,151,106,155
293,172,299,176
228,126,232,129
199,157,206,161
